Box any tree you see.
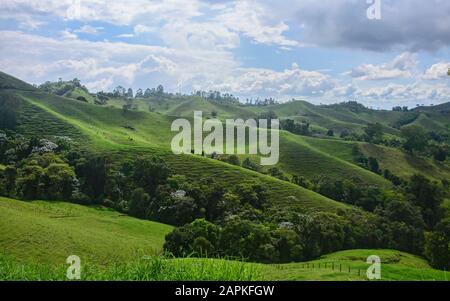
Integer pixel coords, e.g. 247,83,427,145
220,155,240,166
408,174,443,229
401,125,429,153
327,129,334,137
127,88,134,98
156,85,164,95
113,86,126,97
44,162,75,200
384,200,425,229
0,94,19,130
364,123,383,143
242,157,260,172
144,88,152,98
16,163,45,200
135,88,143,98
133,156,170,195
368,157,381,174
129,188,150,218
424,232,450,270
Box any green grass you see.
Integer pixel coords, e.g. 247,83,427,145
360,143,450,182
0,71,36,91
277,132,390,187
259,249,450,281
1,198,447,281
64,87,96,104
0,197,173,265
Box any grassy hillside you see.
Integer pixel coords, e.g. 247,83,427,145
0,71,36,91
7,88,449,212
13,90,354,214
1,198,447,281
0,197,172,265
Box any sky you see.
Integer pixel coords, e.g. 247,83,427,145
0,0,449,109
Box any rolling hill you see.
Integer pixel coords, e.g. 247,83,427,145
2,71,449,212
1,198,448,281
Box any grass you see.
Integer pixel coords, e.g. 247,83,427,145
360,143,450,182
0,197,173,265
0,254,261,281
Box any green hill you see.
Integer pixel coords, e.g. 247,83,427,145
12,89,354,214
1,198,447,281
0,197,172,265
1,71,448,211
0,71,37,91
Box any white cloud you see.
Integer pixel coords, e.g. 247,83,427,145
214,0,300,48
422,62,450,80
212,63,335,98
355,82,450,102
347,52,418,81
134,25,155,35
75,25,103,35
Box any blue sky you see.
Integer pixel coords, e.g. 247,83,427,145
0,0,449,108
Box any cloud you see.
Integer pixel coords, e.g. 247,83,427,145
214,0,300,48
422,62,450,80
287,0,450,51
355,82,450,102
74,25,103,35
133,25,155,35
347,52,418,81
212,63,335,98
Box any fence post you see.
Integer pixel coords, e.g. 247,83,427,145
339,264,342,272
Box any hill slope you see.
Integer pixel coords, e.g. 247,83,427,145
0,197,173,265
1,198,447,281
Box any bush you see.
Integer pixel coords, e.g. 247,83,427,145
424,232,450,270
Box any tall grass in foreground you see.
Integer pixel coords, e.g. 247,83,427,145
0,254,261,281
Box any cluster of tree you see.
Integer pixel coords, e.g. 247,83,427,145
0,133,76,200
39,78,88,96
280,119,311,136
195,90,240,104
392,106,410,112
0,93,19,130
401,126,449,161
342,123,448,162
244,98,279,107
0,131,171,211
323,101,370,113
164,204,432,263
289,172,449,269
